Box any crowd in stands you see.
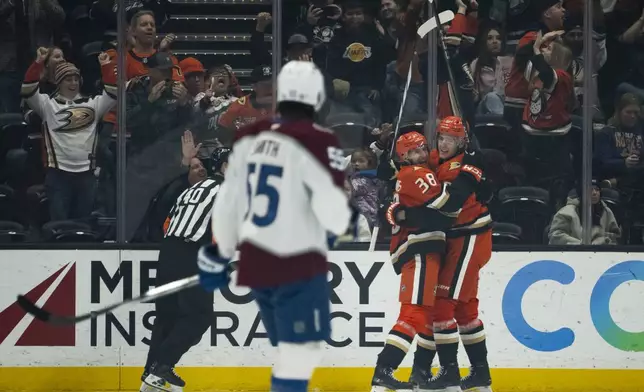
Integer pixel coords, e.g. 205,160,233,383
0,0,643,246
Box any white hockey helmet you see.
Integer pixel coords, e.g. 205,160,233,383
276,60,326,112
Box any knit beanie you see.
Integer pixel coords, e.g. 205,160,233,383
54,62,80,85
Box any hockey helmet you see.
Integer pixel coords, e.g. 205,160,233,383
437,116,467,139
395,131,428,160
276,60,326,111
210,147,231,174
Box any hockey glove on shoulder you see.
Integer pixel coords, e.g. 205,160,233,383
197,244,231,292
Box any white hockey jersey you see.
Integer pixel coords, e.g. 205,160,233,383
21,61,117,172
211,118,352,288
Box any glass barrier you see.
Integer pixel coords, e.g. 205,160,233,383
592,0,644,246
0,0,118,243
120,0,276,243
3,0,643,246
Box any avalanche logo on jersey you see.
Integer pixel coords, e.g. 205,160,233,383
54,107,96,133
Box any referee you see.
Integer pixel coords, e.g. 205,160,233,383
141,147,231,392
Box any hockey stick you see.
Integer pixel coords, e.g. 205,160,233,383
17,274,200,326
428,0,476,144
368,8,455,252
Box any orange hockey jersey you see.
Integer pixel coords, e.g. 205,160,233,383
429,150,492,236
103,48,184,126
390,165,447,274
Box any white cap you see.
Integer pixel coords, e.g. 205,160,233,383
276,60,326,112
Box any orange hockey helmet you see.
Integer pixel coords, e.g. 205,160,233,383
395,131,427,159
437,116,466,138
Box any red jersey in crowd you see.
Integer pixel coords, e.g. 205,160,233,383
504,30,539,109
103,48,184,126
522,69,573,135
217,94,271,130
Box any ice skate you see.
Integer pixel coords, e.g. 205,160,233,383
370,365,414,392
416,364,462,392
461,364,492,392
143,363,185,392
409,366,432,387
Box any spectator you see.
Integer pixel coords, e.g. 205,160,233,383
382,0,426,123
23,46,66,125
594,93,644,183
522,31,574,136
564,4,607,118
125,51,191,153
294,1,343,66
252,13,318,65
179,57,206,110
326,1,386,126
436,0,479,123
103,10,183,137
201,64,241,134
548,180,621,245
39,46,66,94
344,179,372,242
470,24,512,115
348,147,382,229
504,0,565,128
21,48,116,222
217,65,273,143
375,0,399,64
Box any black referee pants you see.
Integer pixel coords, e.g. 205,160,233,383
144,237,214,371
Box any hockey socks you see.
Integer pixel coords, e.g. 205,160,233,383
412,333,436,369
377,329,413,368
270,376,308,392
459,320,488,366
433,320,459,366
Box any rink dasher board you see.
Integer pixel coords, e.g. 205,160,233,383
0,250,642,391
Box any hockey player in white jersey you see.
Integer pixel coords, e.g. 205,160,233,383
197,60,355,392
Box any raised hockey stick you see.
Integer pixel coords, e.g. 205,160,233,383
17,275,200,326
428,0,476,143
368,7,455,252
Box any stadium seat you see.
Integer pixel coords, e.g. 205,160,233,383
496,187,551,244
326,112,374,150
0,114,28,157
0,221,27,243
26,184,49,230
473,114,512,152
491,222,522,244
41,221,99,243
0,184,21,223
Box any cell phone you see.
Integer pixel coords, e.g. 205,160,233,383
321,6,337,18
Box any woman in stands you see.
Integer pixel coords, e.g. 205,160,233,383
470,23,512,115
548,179,621,245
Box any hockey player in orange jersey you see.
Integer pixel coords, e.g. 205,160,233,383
370,132,454,392
390,116,493,392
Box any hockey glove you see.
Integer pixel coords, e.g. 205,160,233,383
386,202,406,226
197,244,231,292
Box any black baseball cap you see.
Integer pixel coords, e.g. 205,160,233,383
146,52,175,70
287,34,311,48
251,65,273,82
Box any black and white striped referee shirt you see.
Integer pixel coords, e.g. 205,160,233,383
164,178,221,242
